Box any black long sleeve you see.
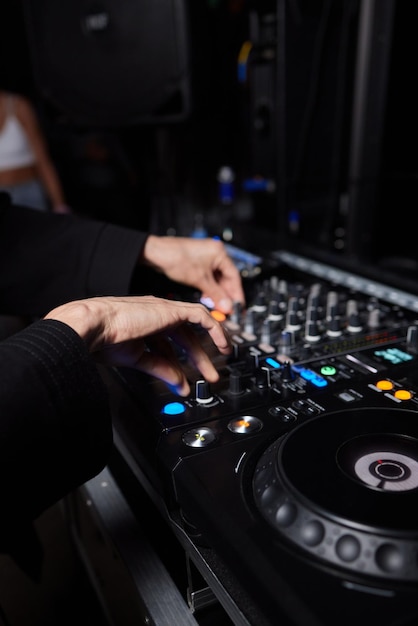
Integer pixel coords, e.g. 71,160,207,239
0,318,113,533
0,193,149,317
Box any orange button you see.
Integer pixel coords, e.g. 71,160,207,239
211,309,226,322
376,380,394,391
394,389,412,401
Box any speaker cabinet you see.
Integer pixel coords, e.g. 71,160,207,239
22,0,191,127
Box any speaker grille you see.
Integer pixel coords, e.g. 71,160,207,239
23,0,191,127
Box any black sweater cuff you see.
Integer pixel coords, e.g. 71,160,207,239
0,319,113,524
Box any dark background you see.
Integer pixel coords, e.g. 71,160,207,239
1,0,417,271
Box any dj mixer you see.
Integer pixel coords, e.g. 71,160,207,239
108,248,418,625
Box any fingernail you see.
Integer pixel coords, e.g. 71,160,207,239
168,383,189,397
219,298,232,313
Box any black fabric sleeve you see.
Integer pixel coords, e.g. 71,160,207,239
0,197,149,317
0,319,113,531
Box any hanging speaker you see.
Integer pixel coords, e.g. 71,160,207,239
22,0,191,127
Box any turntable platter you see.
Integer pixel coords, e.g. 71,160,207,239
253,407,418,582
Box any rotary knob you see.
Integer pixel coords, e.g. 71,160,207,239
347,311,362,333
228,370,246,395
280,361,296,382
195,379,214,404
326,316,342,337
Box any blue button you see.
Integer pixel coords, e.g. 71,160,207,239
162,402,186,416
298,368,328,388
265,357,281,369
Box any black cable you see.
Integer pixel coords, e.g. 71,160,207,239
291,0,334,184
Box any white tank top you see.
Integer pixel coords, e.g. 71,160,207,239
0,96,36,171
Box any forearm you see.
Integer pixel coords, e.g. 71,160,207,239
0,199,149,316
0,319,113,527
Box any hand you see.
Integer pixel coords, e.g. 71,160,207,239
141,235,246,314
44,295,232,396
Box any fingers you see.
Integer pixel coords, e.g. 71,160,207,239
215,249,246,308
135,350,191,396
98,328,221,396
201,264,244,314
196,242,246,314
161,325,221,383
140,327,221,394
183,305,232,356
87,296,229,394
46,295,231,396
141,236,246,314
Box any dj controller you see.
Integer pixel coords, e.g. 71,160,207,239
108,249,418,625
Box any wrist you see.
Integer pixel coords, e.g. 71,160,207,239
142,235,163,271
44,300,99,349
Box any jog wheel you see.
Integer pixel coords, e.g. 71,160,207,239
253,407,418,582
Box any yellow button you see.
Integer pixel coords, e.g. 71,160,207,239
376,380,394,391
394,389,412,401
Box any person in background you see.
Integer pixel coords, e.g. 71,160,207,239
0,90,71,213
